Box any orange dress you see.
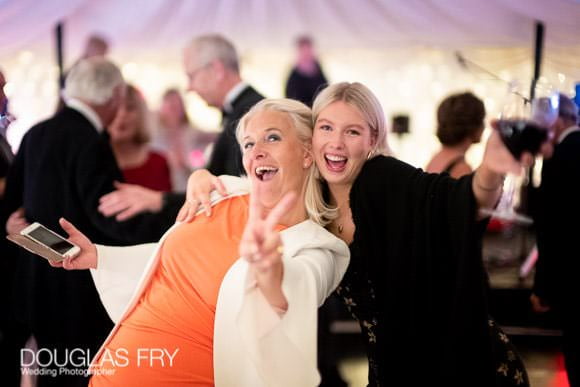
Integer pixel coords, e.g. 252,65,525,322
90,195,249,386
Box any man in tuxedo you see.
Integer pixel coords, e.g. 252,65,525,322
530,93,580,387
96,34,264,220
184,34,264,176
2,58,179,386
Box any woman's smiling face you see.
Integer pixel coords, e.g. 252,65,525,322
241,110,313,209
312,101,375,188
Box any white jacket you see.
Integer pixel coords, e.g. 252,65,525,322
89,176,350,386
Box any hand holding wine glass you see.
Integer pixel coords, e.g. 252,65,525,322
479,81,557,224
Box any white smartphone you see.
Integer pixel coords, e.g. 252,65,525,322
20,222,80,260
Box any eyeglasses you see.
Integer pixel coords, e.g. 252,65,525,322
187,62,212,83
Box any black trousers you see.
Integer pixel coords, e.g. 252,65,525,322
0,317,30,387
0,241,30,387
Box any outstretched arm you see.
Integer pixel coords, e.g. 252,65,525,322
472,120,553,212
49,217,98,270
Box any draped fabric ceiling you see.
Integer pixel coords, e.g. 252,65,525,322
1,0,579,167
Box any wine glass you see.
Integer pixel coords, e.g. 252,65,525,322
0,98,10,132
479,81,557,224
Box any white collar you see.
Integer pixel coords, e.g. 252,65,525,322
65,98,104,133
557,125,580,144
223,82,248,113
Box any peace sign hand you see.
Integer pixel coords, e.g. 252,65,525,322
240,186,297,310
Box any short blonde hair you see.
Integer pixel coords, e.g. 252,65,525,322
312,82,389,157
236,98,333,226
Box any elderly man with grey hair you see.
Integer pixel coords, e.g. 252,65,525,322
184,34,264,176
530,93,580,387
2,57,178,387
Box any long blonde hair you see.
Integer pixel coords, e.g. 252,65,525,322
236,98,334,226
312,82,389,157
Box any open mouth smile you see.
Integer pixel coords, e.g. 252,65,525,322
324,154,347,172
255,165,279,181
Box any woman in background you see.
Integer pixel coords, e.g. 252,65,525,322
109,84,172,191
426,91,485,178
152,88,216,190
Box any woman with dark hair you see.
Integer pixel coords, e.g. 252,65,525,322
426,91,486,178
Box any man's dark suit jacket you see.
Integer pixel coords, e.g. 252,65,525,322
206,85,264,176
2,107,179,367
532,128,580,311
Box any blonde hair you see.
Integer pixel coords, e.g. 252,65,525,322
312,82,389,157
124,85,151,144
236,98,333,226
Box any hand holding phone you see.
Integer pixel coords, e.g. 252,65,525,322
7,218,97,269
55,218,98,270
9,222,80,263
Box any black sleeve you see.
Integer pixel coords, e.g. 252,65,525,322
350,156,494,385
206,121,244,177
72,136,176,244
284,70,299,100
1,135,26,227
162,192,186,213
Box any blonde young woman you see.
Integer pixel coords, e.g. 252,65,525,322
50,99,349,386
108,84,172,191
182,82,551,387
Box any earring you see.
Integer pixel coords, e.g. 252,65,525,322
367,149,375,160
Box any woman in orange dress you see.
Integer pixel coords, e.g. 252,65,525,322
53,99,349,387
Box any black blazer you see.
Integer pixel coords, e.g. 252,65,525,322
2,107,177,350
206,85,264,176
532,129,580,310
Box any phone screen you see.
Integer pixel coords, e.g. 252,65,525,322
28,226,75,255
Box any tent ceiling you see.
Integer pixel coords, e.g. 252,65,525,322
1,0,579,60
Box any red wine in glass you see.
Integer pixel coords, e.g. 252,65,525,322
481,119,550,224
497,119,549,159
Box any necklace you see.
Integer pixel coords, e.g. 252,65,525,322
333,196,350,235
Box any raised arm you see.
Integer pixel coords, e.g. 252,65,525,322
472,121,552,212
239,188,298,311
